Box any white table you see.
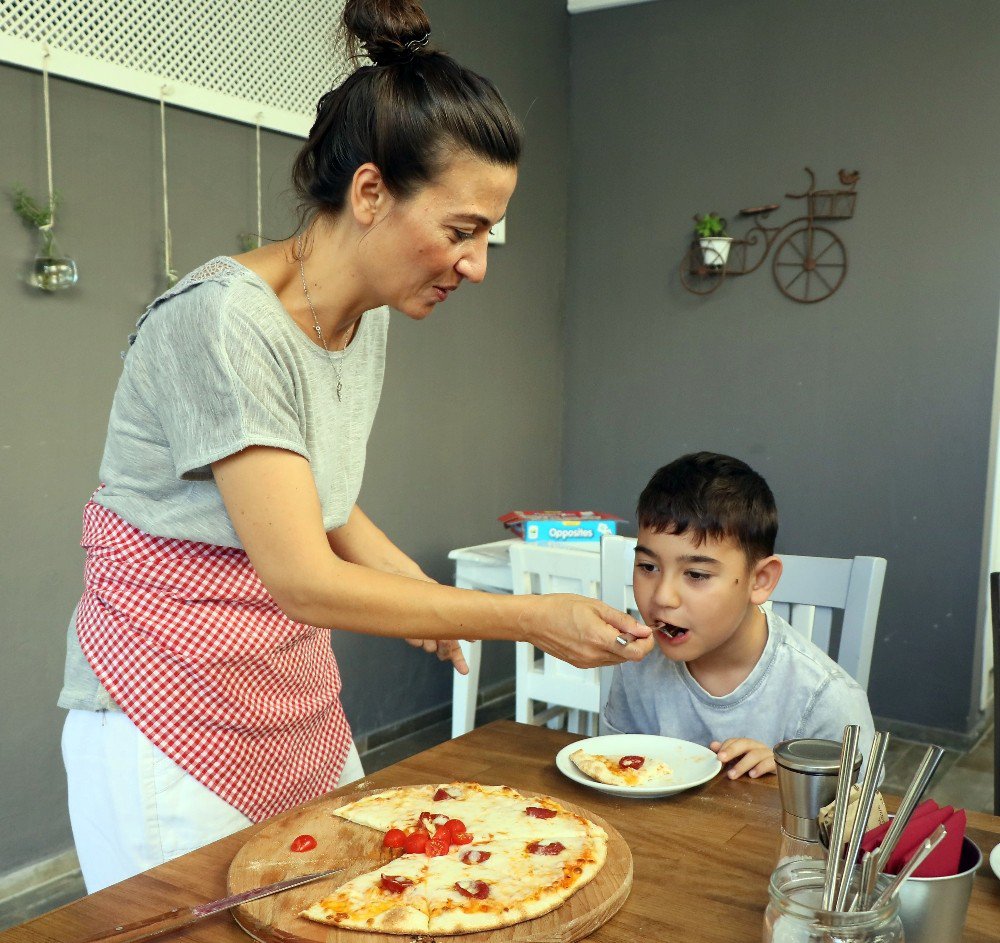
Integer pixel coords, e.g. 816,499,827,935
448,538,601,737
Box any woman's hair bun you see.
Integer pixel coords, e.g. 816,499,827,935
343,0,432,66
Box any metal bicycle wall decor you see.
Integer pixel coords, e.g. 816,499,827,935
680,167,859,303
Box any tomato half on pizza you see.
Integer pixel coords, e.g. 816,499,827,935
569,748,672,787
299,782,607,935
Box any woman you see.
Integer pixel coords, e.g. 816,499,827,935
58,0,651,893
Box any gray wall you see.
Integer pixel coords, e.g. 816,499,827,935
0,0,569,875
565,0,1000,737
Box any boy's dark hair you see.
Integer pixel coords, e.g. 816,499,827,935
637,452,778,563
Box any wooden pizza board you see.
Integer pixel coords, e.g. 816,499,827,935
227,786,632,943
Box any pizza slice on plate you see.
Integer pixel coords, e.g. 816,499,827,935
570,748,672,787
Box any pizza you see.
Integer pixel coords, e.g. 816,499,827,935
569,748,672,787
299,782,607,935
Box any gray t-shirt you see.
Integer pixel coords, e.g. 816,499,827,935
59,256,389,711
603,608,875,759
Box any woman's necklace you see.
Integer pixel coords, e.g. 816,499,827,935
296,235,349,402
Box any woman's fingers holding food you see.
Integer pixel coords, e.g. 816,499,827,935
524,595,653,668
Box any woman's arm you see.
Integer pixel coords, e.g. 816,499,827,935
212,446,652,666
327,505,469,674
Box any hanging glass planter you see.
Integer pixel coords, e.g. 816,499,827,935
11,186,79,292
29,226,78,292
12,55,78,293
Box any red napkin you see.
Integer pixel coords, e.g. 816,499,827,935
859,799,939,854
900,809,966,877
884,805,954,874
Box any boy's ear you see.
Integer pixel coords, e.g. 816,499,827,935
749,555,782,605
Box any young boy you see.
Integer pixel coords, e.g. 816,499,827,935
603,451,875,779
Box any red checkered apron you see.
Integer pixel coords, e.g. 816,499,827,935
75,499,352,822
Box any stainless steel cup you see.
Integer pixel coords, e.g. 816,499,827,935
892,836,981,943
774,739,862,841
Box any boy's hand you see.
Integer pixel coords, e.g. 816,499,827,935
710,738,776,780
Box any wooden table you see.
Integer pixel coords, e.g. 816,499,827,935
4,720,1000,942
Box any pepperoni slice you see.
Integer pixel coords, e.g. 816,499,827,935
289,834,317,852
527,841,565,855
454,880,490,900
433,788,454,801
525,806,558,819
379,875,415,894
460,849,492,865
619,755,646,770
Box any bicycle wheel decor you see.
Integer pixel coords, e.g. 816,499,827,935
772,226,846,304
679,243,725,295
678,167,857,303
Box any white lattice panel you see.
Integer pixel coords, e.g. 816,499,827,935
0,0,359,137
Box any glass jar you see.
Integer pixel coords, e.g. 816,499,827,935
776,830,826,867
763,859,903,943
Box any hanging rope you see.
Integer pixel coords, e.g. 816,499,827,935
255,112,263,248
159,86,176,285
41,48,55,232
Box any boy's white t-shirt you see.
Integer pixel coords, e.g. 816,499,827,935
603,607,875,759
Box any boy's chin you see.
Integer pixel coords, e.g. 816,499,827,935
654,630,697,660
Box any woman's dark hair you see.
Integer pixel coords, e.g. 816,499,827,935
637,452,779,564
292,0,522,218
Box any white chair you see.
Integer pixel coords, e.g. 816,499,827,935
597,535,887,692
509,541,604,735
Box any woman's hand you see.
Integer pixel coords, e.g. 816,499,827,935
710,738,776,779
404,636,470,674
519,594,653,668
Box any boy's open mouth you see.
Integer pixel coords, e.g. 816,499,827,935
658,624,689,639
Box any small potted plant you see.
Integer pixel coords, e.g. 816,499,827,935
11,184,78,291
694,212,732,268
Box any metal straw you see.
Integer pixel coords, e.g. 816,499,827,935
873,744,945,875
821,724,860,911
848,851,877,912
871,825,948,908
834,731,890,911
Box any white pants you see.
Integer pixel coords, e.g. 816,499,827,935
62,709,364,893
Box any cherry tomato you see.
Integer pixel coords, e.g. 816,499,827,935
460,849,491,865
289,834,317,853
403,832,429,854
424,836,450,857
450,829,474,845
527,841,565,856
454,880,490,900
619,755,646,770
433,788,454,801
379,874,414,894
382,828,407,849
524,806,557,819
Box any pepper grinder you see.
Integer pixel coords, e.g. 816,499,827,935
773,738,861,864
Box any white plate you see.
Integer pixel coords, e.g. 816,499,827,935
990,841,1000,881
555,734,722,799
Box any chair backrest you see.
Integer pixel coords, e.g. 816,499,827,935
508,541,601,598
598,535,886,690
770,555,885,691
508,542,603,734
989,572,1000,815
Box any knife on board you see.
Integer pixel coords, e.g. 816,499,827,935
78,868,343,943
